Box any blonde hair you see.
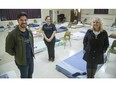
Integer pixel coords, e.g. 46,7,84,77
91,17,103,32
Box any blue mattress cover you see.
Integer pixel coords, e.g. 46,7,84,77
56,50,107,78
56,51,87,78
79,29,88,33
64,51,86,72
56,27,68,33
28,23,40,27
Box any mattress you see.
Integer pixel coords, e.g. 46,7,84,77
0,28,4,32
56,26,68,33
34,39,63,54
0,71,17,78
34,40,46,53
56,51,87,78
55,22,68,33
56,51,107,78
71,32,85,40
55,22,68,29
28,23,40,27
79,29,88,33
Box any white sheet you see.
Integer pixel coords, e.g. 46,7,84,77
79,29,88,33
0,71,17,78
71,32,85,40
34,41,46,53
55,22,69,29
58,61,83,73
57,61,86,78
34,40,64,53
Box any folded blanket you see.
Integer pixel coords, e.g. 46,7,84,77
28,23,40,27
14,25,18,28
59,26,67,29
72,72,87,77
55,39,60,42
0,26,4,28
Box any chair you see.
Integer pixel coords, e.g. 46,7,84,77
7,21,14,29
107,40,116,62
9,21,14,26
72,19,77,24
110,40,116,54
53,21,56,25
61,31,71,48
7,21,14,27
33,19,38,23
68,22,72,28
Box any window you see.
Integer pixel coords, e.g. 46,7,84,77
0,9,41,21
94,9,109,14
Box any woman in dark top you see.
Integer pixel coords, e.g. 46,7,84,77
42,16,56,62
83,17,109,78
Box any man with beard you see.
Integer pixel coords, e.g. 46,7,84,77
5,12,34,78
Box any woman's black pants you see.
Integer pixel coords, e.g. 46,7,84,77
87,63,98,78
44,41,55,61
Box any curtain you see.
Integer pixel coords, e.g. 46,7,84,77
0,9,41,21
94,9,109,14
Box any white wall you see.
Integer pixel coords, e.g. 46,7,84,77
107,9,116,15
81,9,94,15
57,9,71,22
52,10,58,22
40,9,49,21
1,9,116,26
81,9,116,26
51,9,71,22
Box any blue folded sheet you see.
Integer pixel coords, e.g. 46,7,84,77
14,25,18,28
56,51,87,78
79,29,88,33
0,26,4,28
55,39,60,42
64,51,86,73
56,50,107,78
28,23,40,27
56,26,68,33
59,26,67,29
0,74,9,78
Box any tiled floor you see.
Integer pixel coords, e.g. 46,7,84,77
0,25,115,78
0,26,87,78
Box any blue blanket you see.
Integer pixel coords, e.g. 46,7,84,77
56,50,107,78
56,26,68,33
56,51,87,78
64,51,86,73
28,23,40,27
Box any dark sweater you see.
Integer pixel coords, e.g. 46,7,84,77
21,30,33,64
42,23,56,42
83,29,109,64
5,26,34,65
